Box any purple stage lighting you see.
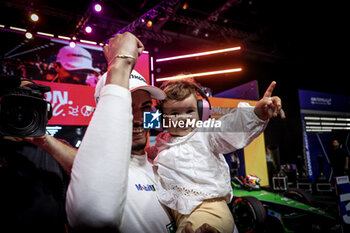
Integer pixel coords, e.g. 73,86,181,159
69,41,76,48
85,26,92,33
94,3,102,12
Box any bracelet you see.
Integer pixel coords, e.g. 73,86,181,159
108,54,136,66
116,54,136,59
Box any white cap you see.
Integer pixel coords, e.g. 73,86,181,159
94,70,166,103
56,46,100,73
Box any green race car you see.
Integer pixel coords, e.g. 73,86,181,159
230,176,339,233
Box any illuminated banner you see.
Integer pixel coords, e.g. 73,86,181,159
299,90,350,182
209,97,258,119
34,52,150,126
35,81,96,125
134,53,150,84
209,97,269,186
299,90,350,112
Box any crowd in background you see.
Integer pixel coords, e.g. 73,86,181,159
0,58,107,86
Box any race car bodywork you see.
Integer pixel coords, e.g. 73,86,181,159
230,178,338,233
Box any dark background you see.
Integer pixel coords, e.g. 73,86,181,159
0,0,348,165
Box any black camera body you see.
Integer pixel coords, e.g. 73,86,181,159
0,75,52,137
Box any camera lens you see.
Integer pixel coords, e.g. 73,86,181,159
6,104,37,129
2,102,40,136
0,95,46,137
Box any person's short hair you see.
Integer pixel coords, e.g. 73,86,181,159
158,79,199,107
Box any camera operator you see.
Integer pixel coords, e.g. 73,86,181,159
0,75,77,233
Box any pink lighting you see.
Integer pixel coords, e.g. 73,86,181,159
30,13,39,22
146,20,153,28
69,41,76,48
94,3,102,12
156,68,242,82
85,26,92,33
156,46,241,62
25,32,33,39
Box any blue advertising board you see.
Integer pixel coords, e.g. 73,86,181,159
299,90,350,112
298,90,350,182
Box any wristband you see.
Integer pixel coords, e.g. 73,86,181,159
108,54,136,66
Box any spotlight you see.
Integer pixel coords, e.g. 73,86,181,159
30,13,39,22
94,3,102,12
69,41,76,48
156,46,241,62
156,68,242,82
75,139,82,148
25,32,33,39
183,2,189,10
146,20,153,28
85,26,92,33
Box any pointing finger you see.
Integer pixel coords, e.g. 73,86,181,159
263,81,277,98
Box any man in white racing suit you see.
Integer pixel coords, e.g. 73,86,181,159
65,32,285,233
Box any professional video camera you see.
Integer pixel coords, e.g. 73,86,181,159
0,75,52,137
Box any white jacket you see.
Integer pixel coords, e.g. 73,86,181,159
66,85,174,232
151,102,268,215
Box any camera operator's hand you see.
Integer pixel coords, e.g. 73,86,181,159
22,135,48,146
2,135,43,144
3,134,77,174
4,134,55,148
103,32,144,89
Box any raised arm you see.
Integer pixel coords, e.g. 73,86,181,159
65,32,144,231
208,81,285,154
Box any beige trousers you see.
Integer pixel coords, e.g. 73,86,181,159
172,198,234,233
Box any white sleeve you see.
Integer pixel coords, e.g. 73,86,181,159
66,84,132,230
207,102,268,154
